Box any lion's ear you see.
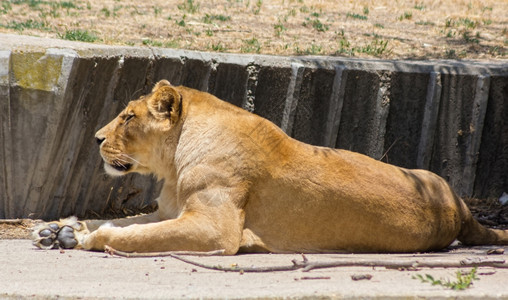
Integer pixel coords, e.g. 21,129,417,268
152,79,171,92
148,83,181,125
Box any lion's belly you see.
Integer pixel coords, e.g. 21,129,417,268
242,172,460,253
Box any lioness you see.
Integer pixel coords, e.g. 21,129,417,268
33,80,508,254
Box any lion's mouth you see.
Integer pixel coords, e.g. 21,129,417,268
109,161,133,172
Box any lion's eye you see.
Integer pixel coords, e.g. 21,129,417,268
125,114,135,123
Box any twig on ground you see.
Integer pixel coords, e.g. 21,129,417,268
105,246,508,272
104,245,225,257
0,219,23,224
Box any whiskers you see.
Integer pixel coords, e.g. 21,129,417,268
119,154,146,167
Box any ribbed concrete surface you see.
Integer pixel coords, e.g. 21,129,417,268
1,33,507,219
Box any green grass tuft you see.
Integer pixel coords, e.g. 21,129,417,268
413,268,478,290
59,29,99,42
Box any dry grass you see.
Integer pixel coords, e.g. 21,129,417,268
0,0,506,59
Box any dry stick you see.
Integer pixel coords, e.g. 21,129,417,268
105,247,508,272
0,219,23,224
104,245,225,257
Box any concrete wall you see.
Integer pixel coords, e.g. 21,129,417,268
1,34,507,220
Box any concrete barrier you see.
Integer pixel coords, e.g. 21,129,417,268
1,34,507,219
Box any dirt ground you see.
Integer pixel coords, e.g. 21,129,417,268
0,0,506,59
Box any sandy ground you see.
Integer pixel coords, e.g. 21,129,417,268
0,0,506,59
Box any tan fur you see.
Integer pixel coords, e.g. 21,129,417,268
34,80,508,254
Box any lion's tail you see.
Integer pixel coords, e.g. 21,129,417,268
457,200,508,246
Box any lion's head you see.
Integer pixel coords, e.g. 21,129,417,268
95,80,182,177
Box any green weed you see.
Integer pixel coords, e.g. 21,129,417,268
210,42,225,51
274,19,286,37
176,15,187,27
414,3,425,10
336,39,389,57
59,29,99,42
11,0,44,8
446,18,478,29
1,2,12,14
457,18,478,29
303,16,329,32
178,0,199,14
101,7,111,17
463,31,480,44
253,0,262,15
203,14,231,23
1,19,48,31
164,40,180,48
296,43,322,55
398,11,412,21
355,39,389,56
413,268,478,290
346,12,367,20
142,39,163,47
241,37,261,53
59,1,77,9
153,6,162,16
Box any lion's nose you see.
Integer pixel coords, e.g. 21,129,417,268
96,136,105,145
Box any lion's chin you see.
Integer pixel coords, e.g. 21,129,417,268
104,163,133,177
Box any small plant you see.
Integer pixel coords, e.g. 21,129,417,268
59,29,99,42
346,12,367,20
153,6,162,16
463,31,480,44
414,3,425,10
142,39,163,47
363,6,369,15
457,18,478,29
176,15,187,27
356,39,389,56
1,1,12,14
398,11,412,21
413,268,478,290
296,43,322,55
274,19,286,37
59,1,77,9
242,37,261,53
178,0,199,14
374,23,384,28
299,5,309,13
203,14,231,24
164,40,180,48
303,15,329,32
210,42,225,51
1,19,48,31
253,0,262,15
101,7,111,17
445,49,457,58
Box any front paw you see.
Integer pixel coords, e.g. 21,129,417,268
32,217,88,250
